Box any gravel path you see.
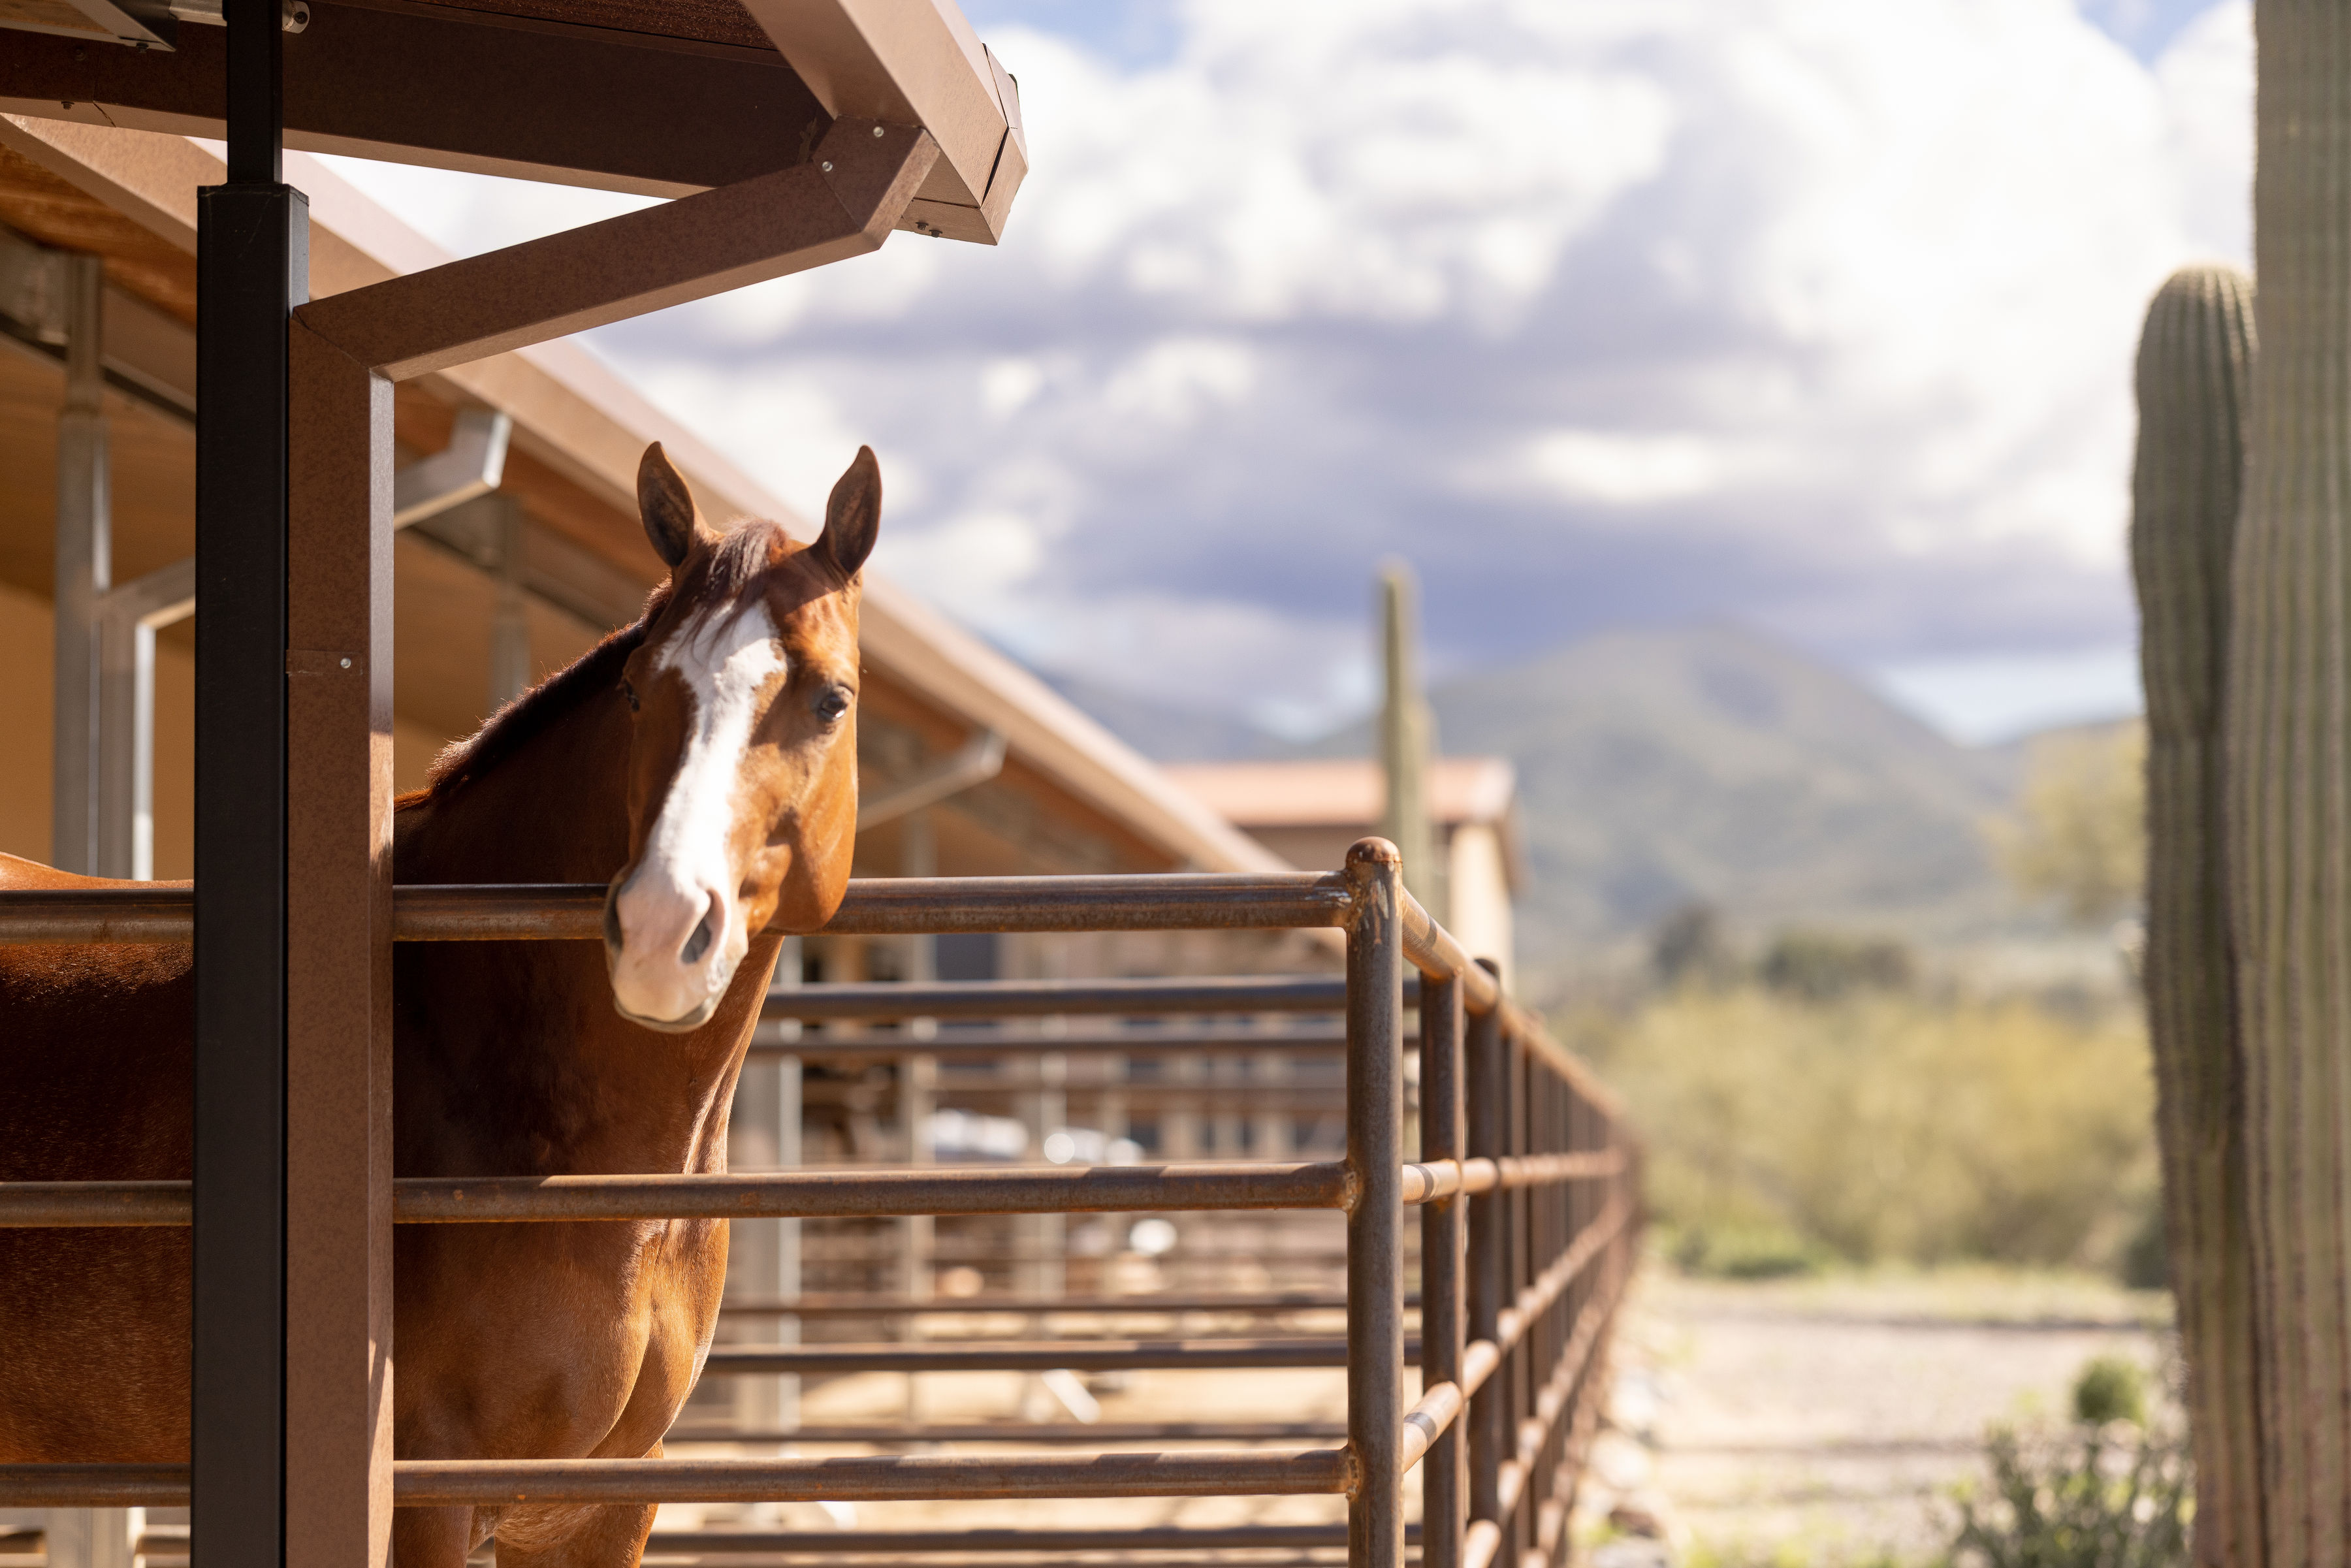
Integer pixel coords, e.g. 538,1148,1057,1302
1581,1266,2173,1565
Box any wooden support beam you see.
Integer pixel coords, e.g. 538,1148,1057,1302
295,118,936,381
282,315,396,1568
743,0,1025,242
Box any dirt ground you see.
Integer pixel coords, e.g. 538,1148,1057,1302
1578,1264,2173,1567
646,1262,2171,1567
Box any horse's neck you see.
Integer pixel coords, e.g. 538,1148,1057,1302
394,682,759,1178
396,687,634,884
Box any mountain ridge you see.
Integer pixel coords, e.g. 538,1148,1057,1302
1043,624,2062,963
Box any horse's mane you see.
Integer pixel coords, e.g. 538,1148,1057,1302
395,580,675,813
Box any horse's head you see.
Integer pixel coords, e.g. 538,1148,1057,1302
602,443,878,1032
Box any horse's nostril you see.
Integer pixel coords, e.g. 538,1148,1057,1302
679,898,716,967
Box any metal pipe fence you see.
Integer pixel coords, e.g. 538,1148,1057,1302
0,839,1638,1568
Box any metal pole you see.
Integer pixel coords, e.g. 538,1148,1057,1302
486,495,530,709
737,935,803,1439
52,249,107,876
1464,967,1505,1537
1507,1029,1531,1565
1418,971,1465,1568
1344,840,1405,1568
195,0,299,1558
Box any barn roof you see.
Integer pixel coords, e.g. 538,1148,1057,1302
0,0,1023,242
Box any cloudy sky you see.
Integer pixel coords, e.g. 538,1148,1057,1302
323,0,2252,745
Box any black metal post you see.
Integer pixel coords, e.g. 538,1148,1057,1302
1463,964,1506,1539
195,1,303,1561
1343,840,1405,1568
1418,971,1465,1568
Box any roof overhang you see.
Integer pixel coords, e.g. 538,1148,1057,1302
0,0,1025,242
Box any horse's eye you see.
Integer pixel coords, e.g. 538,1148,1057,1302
814,686,851,724
620,679,639,713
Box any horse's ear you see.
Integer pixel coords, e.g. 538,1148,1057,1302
816,446,881,582
637,443,699,569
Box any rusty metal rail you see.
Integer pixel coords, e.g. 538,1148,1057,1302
0,842,1638,1568
660,1420,1352,1445
0,1154,1621,1228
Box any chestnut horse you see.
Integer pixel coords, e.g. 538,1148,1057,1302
0,443,882,1566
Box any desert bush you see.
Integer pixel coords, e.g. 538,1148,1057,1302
1760,929,1916,1001
1945,1356,2190,1568
1987,724,2147,927
1579,986,2156,1268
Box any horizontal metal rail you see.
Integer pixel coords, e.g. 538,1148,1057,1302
0,1160,1632,1230
716,1290,1364,1317
0,874,1356,946
1397,1381,1464,1476
393,1450,1352,1505
626,1558,1354,1568
0,1163,1356,1227
764,976,1392,1021
638,1524,1400,1554
751,1024,1349,1059
699,1337,1418,1375
396,1164,1353,1223
0,1464,190,1507
1398,1152,1629,1206
661,1420,1351,1445
123,1524,1399,1559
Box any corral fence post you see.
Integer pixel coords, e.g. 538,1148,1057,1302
1464,959,1507,1563
1418,969,1467,1568
1345,840,1406,1568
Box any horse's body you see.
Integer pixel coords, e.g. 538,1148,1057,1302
0,446,882,1567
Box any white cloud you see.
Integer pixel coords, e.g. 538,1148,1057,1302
1524,432,1726,505
317,0,2256,731
1102,337,1256,426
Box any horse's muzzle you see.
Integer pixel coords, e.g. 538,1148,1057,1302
603,866,742,1033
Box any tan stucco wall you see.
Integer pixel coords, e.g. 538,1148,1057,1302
1447,821,1514,987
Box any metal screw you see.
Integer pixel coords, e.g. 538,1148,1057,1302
873,125,886,138
340,658,351,669
822,161,834,173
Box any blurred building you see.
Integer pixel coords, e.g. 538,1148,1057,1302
1162,757,1523,984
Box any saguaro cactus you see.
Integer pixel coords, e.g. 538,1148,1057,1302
2132,263,2258,1567
1377,562,1441,918
2232,5,2351,1559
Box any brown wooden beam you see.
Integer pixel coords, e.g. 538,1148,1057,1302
743,0,1025,242
283,316,396,1568
294,117,935,380
0,3,833,198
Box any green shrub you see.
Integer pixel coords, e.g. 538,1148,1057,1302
1946,1358,2190,1568
2070,1356,2148,1426
1760,930,1917,1001
1579,985,2156,1269
1670,1221,1828,1279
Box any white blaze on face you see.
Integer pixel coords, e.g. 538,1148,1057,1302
608,601,788,1031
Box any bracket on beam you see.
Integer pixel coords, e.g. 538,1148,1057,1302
393,409,511,529
859,729,1007,830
